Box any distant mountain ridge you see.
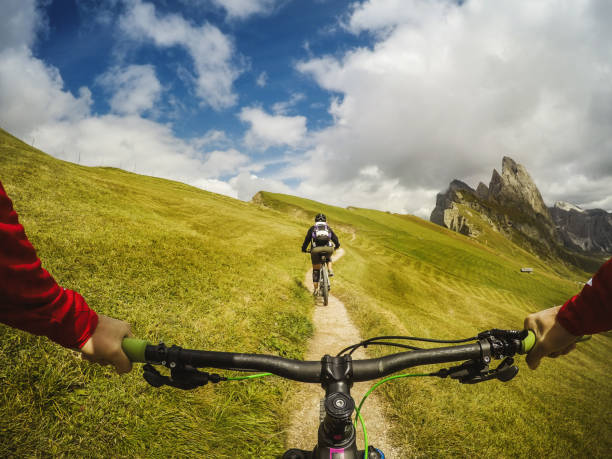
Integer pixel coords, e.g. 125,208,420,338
430,157,611,269
550,202,612,254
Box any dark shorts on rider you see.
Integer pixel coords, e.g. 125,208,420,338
311,245,334,265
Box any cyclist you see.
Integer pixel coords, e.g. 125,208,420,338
524,256,611,369
0,180,133,374
301,213,340,295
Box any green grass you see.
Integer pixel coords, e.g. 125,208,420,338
0,129,314,457
1,127,610,458
258,191,612,458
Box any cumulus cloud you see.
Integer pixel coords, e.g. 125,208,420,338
0,1,261,202
0,48,93,139
240,107,307,149
211,0,282,20
0,0,45,51
272,93,306,115
229,171,293,201
29,116,255,187
296,0,612,214
97,64,162,115
119,0,242,109
200,149,251,178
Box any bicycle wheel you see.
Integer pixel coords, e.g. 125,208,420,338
321,266,329,306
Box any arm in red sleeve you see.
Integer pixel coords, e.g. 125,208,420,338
556,257,612,335
0,181,98,348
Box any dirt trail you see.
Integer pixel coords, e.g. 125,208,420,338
285,248,399,456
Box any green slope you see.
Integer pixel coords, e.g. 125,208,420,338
0,129,314,457
257,191,612,458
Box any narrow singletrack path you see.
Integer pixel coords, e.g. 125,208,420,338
285,248,400,456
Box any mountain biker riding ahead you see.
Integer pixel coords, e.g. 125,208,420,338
301,213,340,295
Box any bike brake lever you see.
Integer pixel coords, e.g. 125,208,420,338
432,359,486,381
143,363,224,390
143,364,166,387
461,357,518,384
433,357,519,384
495,358,519,382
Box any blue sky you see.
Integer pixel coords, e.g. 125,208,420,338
2,0,612,216
38,0,365,137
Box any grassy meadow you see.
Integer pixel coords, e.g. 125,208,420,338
258,192,612,458
1,127,610,457
0,129,314,457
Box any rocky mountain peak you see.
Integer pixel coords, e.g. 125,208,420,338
430,156,611,266
476,182,489,200
488,156,550,218
554,201,584,213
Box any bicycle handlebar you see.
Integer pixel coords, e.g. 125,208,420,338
122,330,536,382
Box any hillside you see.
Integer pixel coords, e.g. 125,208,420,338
1,128,610,458
0,129,316,457
256,191,612,458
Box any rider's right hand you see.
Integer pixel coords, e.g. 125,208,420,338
523,305,579,370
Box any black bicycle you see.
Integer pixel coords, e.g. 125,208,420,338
307,248,332,305
318,253,331,306
122,328,535,458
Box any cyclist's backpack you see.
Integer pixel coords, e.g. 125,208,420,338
312,222,331,245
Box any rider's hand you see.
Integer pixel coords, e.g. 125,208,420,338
79,314,133,374
523,305,579,370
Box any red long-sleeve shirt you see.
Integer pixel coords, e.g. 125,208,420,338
556,257,612,335
0,181,98,348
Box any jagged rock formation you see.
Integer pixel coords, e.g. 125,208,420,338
429,180,476,236
431,157,558,247
430,157,610,268
550,202,612,254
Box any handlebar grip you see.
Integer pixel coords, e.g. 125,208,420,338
122,338,150,363
518,330,536,355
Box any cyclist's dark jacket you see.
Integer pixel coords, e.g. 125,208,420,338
0,181,98,348
301,225,340,252
556,257,612,335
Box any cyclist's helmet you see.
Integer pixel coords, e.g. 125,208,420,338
315,213,326,222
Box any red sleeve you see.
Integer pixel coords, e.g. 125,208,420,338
556,257,612,335
0,181,98,348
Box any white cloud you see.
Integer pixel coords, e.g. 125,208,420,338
200,149,251,178
211,0,281,20
229,171,293,201
346,0,453,36
0,0,44,52
191,178,239,198
0,48,92,138
29,116,256,190
240,107,307,149
190,130,229,149
272,92,305,115
256,71,268,87
119,0,241,109
97,64,162,115
295,0,612,215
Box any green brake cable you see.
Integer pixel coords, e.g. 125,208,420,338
226,373,272,381
354,373,431,458
355,406,368,458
